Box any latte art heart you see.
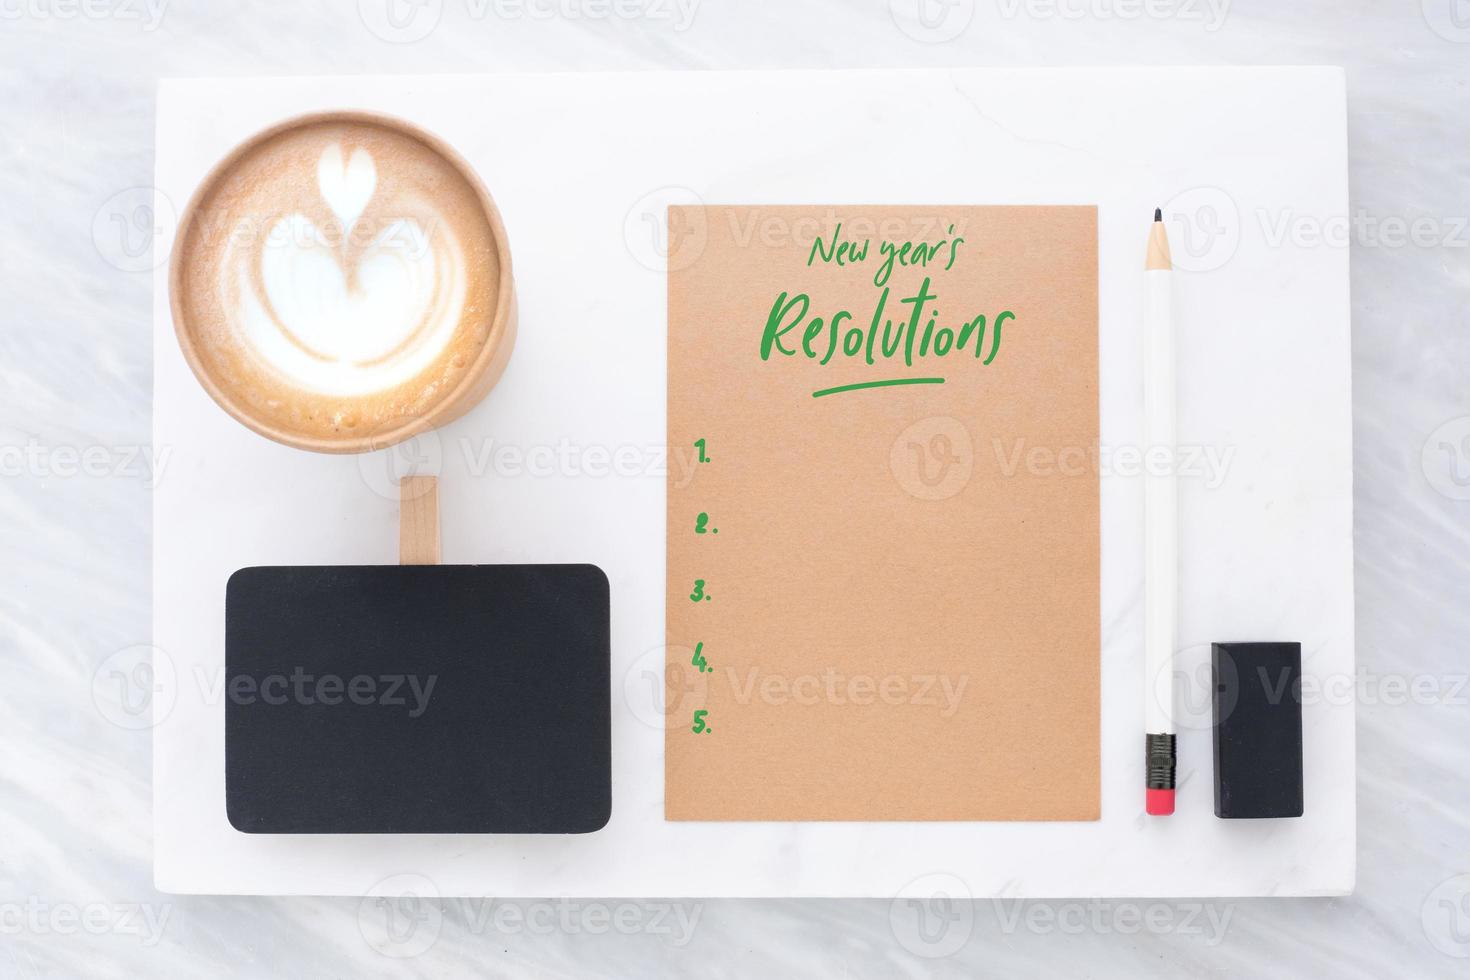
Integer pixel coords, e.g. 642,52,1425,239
172,116,507,447
236,192,465,396
231,146,469,397
316,144,376,232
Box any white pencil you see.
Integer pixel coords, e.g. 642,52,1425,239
1144,208,1177,816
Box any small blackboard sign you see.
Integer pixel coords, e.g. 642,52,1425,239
224,560,611,835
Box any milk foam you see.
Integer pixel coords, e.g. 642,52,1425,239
223,146,468,397
317,144,376,230
174,117,504,445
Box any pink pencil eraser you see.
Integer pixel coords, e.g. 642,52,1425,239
1146,788,1175,816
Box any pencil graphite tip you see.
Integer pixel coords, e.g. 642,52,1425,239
1146,210,1173,269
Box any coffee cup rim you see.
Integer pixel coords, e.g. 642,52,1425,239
168,109,516,455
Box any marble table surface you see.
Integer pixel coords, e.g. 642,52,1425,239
1,1,1466,976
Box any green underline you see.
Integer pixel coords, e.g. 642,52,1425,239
810,377,946,398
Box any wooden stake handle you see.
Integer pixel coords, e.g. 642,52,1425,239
399,476,441,565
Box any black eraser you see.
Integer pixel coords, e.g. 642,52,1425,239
1212,641,1304,819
